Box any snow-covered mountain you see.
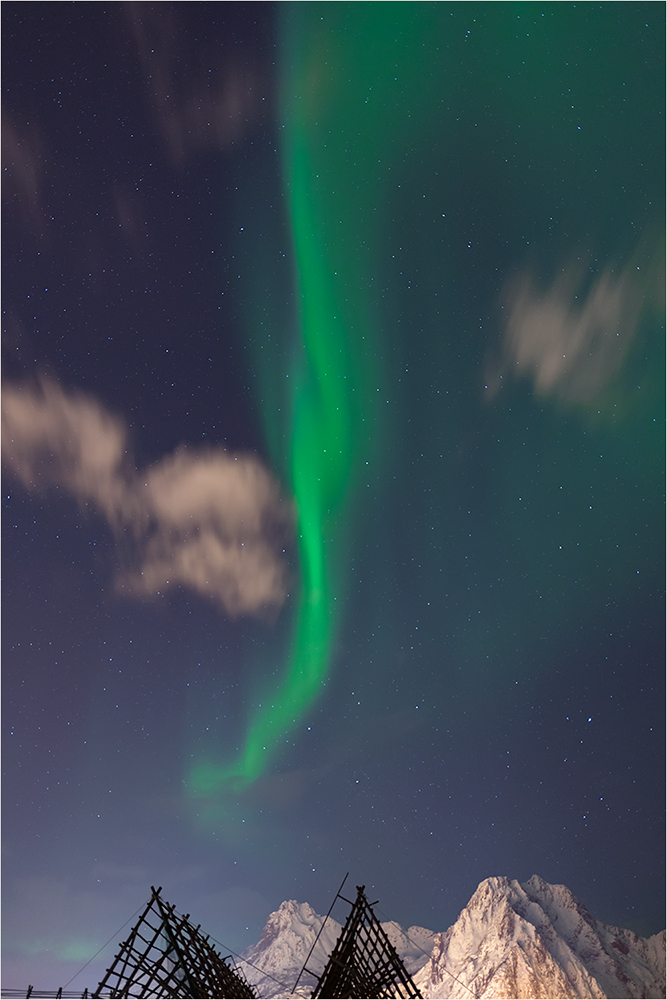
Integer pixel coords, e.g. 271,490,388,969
414,875,665,1000
238,899,342,999
237,875,665,1000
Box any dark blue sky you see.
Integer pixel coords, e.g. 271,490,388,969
2,2,664,992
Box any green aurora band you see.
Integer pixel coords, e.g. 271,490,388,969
188,4,439,798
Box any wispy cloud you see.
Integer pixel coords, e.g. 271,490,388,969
486,256,647,404
2,379,291,618
1,107,46,225
124,2,262,167
119,448,290,616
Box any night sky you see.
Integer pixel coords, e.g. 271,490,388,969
2,2,664,991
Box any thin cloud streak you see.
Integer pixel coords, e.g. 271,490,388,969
1,107,45,225
124,2,262,167
2,379,291,618
487,257,646,404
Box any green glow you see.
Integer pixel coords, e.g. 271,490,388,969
189,3,454,798
17,937,100,963
190,17,354,796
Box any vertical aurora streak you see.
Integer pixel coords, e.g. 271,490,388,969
189,9,364,796
188,3,439,797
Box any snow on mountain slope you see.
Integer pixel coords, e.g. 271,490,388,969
520,874,665,1000
414,875,665,999
380,920,437,978
238,876,665,999
238,899,342,998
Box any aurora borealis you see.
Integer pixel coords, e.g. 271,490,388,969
2,2,664,992
192,4,433,794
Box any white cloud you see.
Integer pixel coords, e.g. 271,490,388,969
1,107,45,224
2,379,291,618
488,258,644,404
124,3,261,167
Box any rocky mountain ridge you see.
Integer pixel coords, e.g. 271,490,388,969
238,875,665,999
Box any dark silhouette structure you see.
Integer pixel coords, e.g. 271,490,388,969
310,885,423,999
91,886,255,999
6,882,424,999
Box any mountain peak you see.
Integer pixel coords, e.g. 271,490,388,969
240,875,665,999
249,898,328,956
415,875,665,999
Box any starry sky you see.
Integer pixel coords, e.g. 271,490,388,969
2,2,664,992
